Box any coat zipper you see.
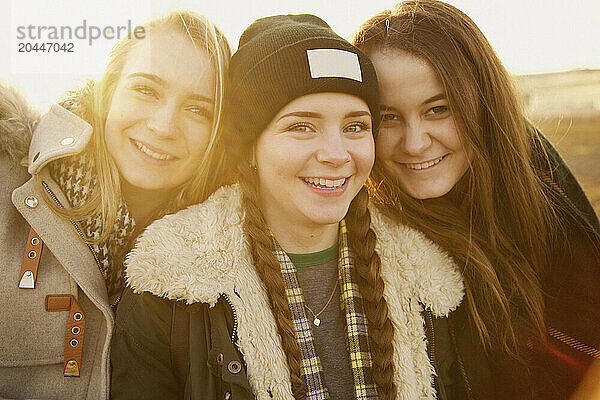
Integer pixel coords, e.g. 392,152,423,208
41,181,104,280
222,294,239,343
42,181,124,309
541,173,566,198
548,327,600,359
423,309,438,391
110,295,122,310
448,321,474,400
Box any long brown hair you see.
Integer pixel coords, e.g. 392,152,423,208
38,10,233,243
235,156,397,399
353,0,564,357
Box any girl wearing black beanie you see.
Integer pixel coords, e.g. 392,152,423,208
112,14,464,400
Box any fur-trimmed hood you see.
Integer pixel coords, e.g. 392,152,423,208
0,81,94,165
0,83,39,164
126,184,464,399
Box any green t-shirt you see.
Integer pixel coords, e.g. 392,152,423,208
287,243,354,400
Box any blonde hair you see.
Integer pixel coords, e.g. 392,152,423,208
39,10,233,243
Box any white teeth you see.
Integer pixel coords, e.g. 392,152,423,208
303,177,346,189
134,140,173,161
404,156,444,170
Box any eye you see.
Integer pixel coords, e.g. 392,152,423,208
343,121,371,135
287,123,316,134
380,112,399,123
187,105,212,121
425,105,449,117
132,85,157,99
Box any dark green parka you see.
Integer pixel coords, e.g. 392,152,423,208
111,184,466,400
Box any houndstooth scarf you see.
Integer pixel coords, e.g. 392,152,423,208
49,152,136,301
273,220,378,400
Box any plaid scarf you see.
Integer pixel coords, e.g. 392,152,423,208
49,152,136,301
273,220,377,399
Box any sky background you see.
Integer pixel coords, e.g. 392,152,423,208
1,0,599,111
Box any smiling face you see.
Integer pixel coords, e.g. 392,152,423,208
104,28,215,200
256,92,374,231
371,49,471,199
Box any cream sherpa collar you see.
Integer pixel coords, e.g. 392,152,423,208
125,184,464,400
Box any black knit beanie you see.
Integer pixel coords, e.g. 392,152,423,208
224,14,379,164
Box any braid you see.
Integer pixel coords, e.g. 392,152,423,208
346,186,397,400
237,162,306,399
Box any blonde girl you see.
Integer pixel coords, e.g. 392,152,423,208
0,11,231,399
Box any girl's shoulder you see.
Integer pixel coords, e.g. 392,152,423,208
0,81,95,168
0,82,39,165
369,205,465,316
369,204,457,268
532,127,599,232
125,184,249,303
126,184,244,259
1,81,93,176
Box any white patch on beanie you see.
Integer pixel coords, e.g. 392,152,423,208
306,49,362,82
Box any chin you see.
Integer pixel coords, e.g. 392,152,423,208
122,174,176,192
404,185,453,200
305,207,351,226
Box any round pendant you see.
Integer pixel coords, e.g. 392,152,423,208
313,318,321,326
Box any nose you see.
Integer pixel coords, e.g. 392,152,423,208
401,121,431,155
316,129,351,167
146,101,178,138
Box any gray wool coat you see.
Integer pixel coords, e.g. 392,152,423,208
0,84,113,400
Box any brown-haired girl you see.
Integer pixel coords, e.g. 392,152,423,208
0,11,230,399
353,1,600,398
111,14,466,400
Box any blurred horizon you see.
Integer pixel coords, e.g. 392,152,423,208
1,0,599,111
1,0,598,215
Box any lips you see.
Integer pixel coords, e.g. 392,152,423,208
131,139,176,161
401,155,446,170
302,177,347,189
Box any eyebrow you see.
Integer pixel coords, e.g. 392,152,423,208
126,72,214,104
277,110,371,122
189,94,214,104
423,93,446,105
379,93,446,112
127,72,164,85
345,111,371,118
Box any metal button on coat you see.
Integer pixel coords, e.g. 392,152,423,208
216,353,224,365
227,360,242,374
224,391,231,400
24,196,38,208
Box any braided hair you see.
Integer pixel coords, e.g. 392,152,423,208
238,157,397,398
